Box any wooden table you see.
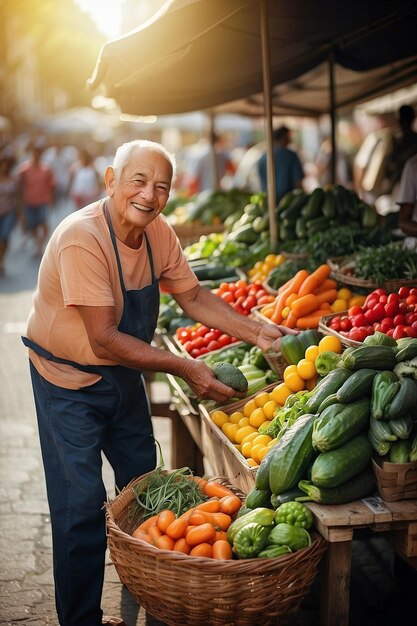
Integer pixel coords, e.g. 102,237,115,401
306,497,417,626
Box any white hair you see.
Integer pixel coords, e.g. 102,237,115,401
112,140,176,181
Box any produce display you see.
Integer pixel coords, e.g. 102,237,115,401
326,286,417,342
164,188,251,227
334,242,417,284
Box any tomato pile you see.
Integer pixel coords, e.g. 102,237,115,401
175,280,275,358
328,286,417,342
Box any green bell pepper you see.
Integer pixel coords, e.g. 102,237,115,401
314,351,341,376
267,523,311,551
258,544,293,558
274,501,313,529
232,522,270,559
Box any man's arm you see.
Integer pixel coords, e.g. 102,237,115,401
399,203,417,237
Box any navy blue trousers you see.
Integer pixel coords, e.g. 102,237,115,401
29,362,156,626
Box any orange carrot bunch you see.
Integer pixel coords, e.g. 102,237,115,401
130,479,241,560
260,264,337,328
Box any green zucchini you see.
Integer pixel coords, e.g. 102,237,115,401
268,413,316,495
280,334,305,365
385,377,417,420
311,434,372,488
388,440,411,464
255,443,277,490
368,429,392,456
280,191,308,220
298,329,322,351
244,487,273,510
312,398,370,452
340,346,397,371
369,417,397,442
321,190,336,218
388,415,413,439
270,487,305,509
297,470,376,504
317,392,339,413
301,187,325,220
336,369,378,403
305,368,352,414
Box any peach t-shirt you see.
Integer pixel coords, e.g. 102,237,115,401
26,200,198,389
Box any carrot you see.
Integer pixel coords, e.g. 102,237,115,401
135,514,159,533
131,528,153,544
155,534,175,550
147,524,163,542
315,289,337,306
188,476,208,492
212,540,233,560
195,499,221,513
219,494,242,515
204,482,235,499
290,293,320,317
212,530,228,543
284,292,299,308
313,278,337,294
188,511,208,526
283,310,298,328
157,509,176,533
270,270,309,324
295,310,325,329
189,543,213,558
173,537,191,554
297,264,331,297
319,302,331,310
165,517,190,540
178,507,195,521
186,523,216,546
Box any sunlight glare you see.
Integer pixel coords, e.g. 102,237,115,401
75,0,122,38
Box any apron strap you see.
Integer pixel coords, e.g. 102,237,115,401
21,336,104,374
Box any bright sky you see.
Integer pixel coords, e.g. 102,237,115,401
75,0,122,39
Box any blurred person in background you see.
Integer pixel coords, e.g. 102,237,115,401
396,153,417,240
17,145,55,258
314,136,351,187
257,126,304,206
184,133,235,196
386,105,417,194
0,153,18,275
22,139,288,626
68,147,102,210
42,139,76,209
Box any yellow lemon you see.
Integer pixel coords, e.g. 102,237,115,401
267,437,278,448
235,424,257,444
331,298,348,313
249,407,266,428
243,398,257,417
337,287,352,301
263,399,278,419
283,364,298,380
254,391,271,407
221,422,239,442
234,444,242,454
241,440,254,458
349,294,366,307
318,335,342,354
252,434,272,447
241,431,260,446
259,419,272,431
305,345,320,362
229,410,245,424
284,372,305,393
296,358,317,380
269,383,292,405
247,458,259,468
238,416,250,428
210,410,229,428
251,444,268,464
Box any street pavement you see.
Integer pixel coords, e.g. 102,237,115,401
1,201,417,626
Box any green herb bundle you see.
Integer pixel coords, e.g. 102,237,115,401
354,243,417,283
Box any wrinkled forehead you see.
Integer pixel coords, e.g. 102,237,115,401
125,147,173,180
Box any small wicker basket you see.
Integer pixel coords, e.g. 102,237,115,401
105,472,327,626
318,311,362,348
372,456,417,502
327,255,417,292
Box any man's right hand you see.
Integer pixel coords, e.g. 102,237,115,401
181,359,245,404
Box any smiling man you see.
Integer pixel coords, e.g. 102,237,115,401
22,140,287,626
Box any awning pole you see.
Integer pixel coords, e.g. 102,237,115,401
329,50,337,185
260,0,277,247
207,109,220,189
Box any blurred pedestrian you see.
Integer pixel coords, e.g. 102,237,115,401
386,105,417,193
396,153,417,239
257,126,304,205
184,134,235,196
0,153,18,275
314,136,351,187
17,145,55,258
42,139,75,209
68,147,102,210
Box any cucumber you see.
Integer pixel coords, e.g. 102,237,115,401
280,334,305,365
244,487,273,510
340,346,397,371
369,417,397,442
301,188,325,220
336,369,378,403
255,443,277,490
297,470,376,504
305,368,352,414
312,398,370,452
317,392,339,413
311,434,372,488
298,329,322,352
280,191,308,220
388,440,411,464
268,413,316,495
368,429,392,456
388,415,413,439
386,377,417,420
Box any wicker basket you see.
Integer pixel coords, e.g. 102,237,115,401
327,255,417,292
173,222,224,247
105,472,327,626
372,457,417,502
318,311,362,348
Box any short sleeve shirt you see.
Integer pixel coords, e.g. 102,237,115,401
397,154,417,222
26,200,198,389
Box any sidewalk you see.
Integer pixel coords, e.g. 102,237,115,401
1,201,416,626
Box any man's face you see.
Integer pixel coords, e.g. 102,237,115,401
106,147,172,232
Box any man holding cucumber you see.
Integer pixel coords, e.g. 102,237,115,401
22,139,289,626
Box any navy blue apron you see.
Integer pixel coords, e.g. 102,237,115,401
21,200,161,626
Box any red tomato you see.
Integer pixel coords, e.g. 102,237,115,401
351,313,367,327
195,325,209,337
220,291,234,304
257,295,274,305
254,288,268,299
204,330,218,343
349,327,368,342
410,288,417,297
398,302,409,313
207,340,220,351
386,329,395,337
364,296,378,310
248,284,262,295
392,325,409,340
197,347,209,356
387,293,401,304
242,295,257,311
406,294,417,306
381,317,395,329
406,312,417,325
178,329,191,342
398,286,410,299
190,336,207,349
384,301,399,318
190,348,201,358
379,295,388,304
393,314,407,326
348,306,363,317
404,326,417,338
374,288,387,297
340,317,352,331
234,287,248,299
217,334,232,348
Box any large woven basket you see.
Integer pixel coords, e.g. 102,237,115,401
172,222,224,247
318,311,362,348
327,255,417,292
372,457,417,502
105,472,327,626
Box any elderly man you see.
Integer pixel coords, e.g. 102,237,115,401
22,140,286,626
